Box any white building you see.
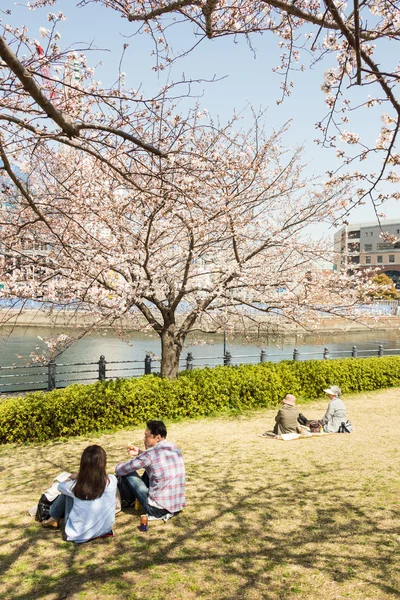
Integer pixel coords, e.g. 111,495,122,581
334,219,400,285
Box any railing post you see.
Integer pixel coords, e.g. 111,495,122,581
352,345,358,358
378,344,384,357
47,359,56,391
224,351,232,366
260,349,267,363
293,348,299,361
98,355,106,381
186,352,194,371
144,352,152,375
323,347,329,360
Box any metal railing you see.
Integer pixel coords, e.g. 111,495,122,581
1,343,400,394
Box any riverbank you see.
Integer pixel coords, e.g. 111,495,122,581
2,308,400,334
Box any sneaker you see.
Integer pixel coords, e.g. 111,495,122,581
148,512,180,522
162,511,180,522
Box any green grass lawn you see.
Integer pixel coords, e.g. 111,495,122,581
0,388,399,600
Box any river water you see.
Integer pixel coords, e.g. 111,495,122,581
1,326,400,393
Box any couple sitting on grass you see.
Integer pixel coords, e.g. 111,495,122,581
41,420,186,543
262,386,346,437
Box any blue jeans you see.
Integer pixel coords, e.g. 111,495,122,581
49,493,74,521
122,473,169,518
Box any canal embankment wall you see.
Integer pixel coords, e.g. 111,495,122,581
2,309,400,334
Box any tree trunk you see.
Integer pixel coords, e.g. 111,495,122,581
160,326,182,379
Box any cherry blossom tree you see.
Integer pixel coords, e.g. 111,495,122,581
0,3,373,378
1,111,363,378
0,6,193,211
2,1,399,227
75,0,400,226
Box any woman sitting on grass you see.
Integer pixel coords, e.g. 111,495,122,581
42,445,117,543
261,394,299,437
298,386,346,433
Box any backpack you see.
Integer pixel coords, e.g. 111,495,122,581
338,420,353,433
297,413,308,426
35,494,54,522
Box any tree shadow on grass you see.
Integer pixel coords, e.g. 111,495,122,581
1,460,399,600
0,442,102,497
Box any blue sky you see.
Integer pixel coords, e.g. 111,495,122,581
6,0,400,238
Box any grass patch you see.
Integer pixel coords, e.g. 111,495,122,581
0,388,399,599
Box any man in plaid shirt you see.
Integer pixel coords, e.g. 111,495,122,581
115,420,186,520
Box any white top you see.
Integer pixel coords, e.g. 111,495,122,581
57,474,117,543
322,397,347,433
44,472,72,502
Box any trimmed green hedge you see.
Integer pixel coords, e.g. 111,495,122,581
1,356,400,444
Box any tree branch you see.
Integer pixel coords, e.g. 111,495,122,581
353,0,362,84
77,123,165,157
0,36,78,137
0,36,165,156
128,0,202,21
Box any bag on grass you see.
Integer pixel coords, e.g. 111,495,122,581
31,471,71,521
297,413,308,426
308,420,322,433
35,494,54,522
338,420,353,433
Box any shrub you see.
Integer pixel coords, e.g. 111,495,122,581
1,356,400,444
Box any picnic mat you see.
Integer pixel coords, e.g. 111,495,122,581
277,432,334,441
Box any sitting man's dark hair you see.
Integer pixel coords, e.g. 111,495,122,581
147,420,167,438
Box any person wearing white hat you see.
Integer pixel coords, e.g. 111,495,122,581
321,386,346,432
298,386,346,433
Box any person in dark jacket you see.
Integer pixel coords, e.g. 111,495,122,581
261,394,299,437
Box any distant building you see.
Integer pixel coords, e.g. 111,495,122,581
0,187,50,284
334,219,400,285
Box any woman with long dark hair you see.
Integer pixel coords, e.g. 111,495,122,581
42,445,117,543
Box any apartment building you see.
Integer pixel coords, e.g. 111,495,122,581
334,219,400,285
1,190,50,282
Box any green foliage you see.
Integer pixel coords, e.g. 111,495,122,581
367,273,399,299
1,356,400,444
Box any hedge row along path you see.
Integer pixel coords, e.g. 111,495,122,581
1,356,400,444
